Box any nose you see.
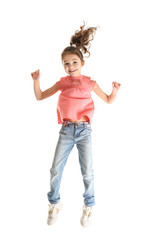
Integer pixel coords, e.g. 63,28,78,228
69,64,74,70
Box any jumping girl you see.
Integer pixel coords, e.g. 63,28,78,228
31,23,121,228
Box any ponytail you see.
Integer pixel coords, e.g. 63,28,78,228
61,22,97,61
70,22,97,56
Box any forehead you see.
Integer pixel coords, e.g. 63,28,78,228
62,54,80,62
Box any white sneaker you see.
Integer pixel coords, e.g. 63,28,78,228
80,205,92,228
47,202,63,225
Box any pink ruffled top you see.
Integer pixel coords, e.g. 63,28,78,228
56,75,96,124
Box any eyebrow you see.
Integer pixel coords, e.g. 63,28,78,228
64,59,78,62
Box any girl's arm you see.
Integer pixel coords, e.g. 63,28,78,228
93,82,121,104
31,69,59,100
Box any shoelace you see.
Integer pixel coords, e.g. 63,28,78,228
83,206,92,217
48,204,59,215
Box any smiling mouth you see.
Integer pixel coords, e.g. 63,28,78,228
69,69,76,73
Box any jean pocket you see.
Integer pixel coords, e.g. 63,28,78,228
85,124,92,131
59,125,70,135
79,125,91,136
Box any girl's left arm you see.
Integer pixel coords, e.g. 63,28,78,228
93,82,121,104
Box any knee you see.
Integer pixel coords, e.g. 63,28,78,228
83,173,94,182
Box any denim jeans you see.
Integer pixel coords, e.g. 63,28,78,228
47,122,95,207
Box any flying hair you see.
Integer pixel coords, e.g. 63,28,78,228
61,22,97,62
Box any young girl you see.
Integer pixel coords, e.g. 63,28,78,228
31,23,120,228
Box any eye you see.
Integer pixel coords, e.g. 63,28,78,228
73,61,78,64
64,62,69,66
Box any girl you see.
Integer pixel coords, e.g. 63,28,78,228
31,23,121,228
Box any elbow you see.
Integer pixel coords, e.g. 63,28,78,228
36,94,43,101
107,93,117,104
106,95,113,104
107,100,113,104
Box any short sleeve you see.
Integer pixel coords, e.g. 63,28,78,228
56,81,62,90
90,80,96,90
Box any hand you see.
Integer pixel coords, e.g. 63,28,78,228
31,69,40,81
112,81,121,90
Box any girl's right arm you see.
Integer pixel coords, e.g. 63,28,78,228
31,69,59,100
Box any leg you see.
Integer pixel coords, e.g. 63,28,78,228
76,127,95,207
47,126,74,204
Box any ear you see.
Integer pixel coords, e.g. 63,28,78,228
82,61,85,67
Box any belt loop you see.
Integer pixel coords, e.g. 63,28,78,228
63,120,69,127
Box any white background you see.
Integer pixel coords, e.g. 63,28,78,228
0,0,156,239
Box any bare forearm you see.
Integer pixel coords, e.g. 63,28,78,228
93,82,120,104
34,79,43,100
33,80,59,100
107,89,118,104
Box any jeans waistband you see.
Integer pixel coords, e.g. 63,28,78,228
62,120,89,127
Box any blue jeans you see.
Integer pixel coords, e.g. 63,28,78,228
47,122,95,207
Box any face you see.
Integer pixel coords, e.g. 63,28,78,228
62,54,84,77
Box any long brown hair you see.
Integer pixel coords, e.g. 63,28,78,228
61,22,97,62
